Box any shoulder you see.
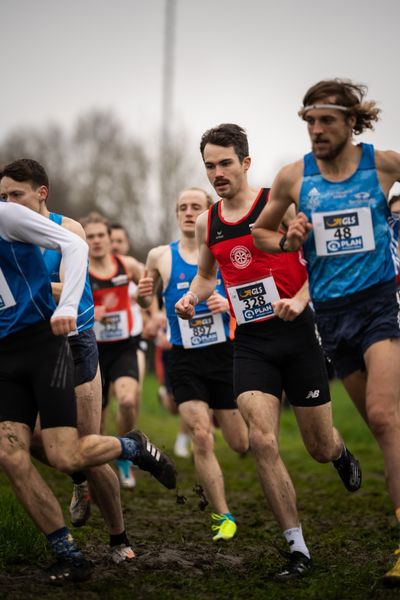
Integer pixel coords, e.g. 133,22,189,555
61,216,86,240
195,210,210,238
374,148,400,174
276,159,304,185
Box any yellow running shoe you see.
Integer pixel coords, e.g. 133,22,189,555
383,549,400,587
211,513,237,541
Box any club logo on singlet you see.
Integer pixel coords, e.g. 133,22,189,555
230,245,252,269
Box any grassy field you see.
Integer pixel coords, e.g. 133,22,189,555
0,375,399,599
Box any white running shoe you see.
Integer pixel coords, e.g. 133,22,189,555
174,433,191,458
117,459,136,489
111,544,136,564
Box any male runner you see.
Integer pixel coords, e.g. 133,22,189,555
251,79,400,585
0,158,135,562
0,201,176,583
81,213,144,488
138,187,249,541
175,124,361,579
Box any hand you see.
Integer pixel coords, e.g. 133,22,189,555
286,212,312,251
175,293,196,320
94,305,106,321
138,269,154,298
273,297,306,321
206,291,229,314
50,315,77,335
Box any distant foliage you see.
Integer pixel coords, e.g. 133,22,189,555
0,110,202,260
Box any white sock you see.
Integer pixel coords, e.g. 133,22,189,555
283,526,310,559
176,432,190,444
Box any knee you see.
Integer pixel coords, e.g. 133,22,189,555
229,434,249,455
367,404,396,438
191,426,213,454
46,449,79,474
249,429,278,460
0,446,31,475
306,441,333,463
118,394,136,413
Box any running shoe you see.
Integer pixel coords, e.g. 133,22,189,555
110,544,136,564
69,482,91,527
382,548,400,587
45,556,93,585
333,446,362,492
211,513,237,541
116,459,136,489
274,551,312,580
125,430,177,489
174,433,191,458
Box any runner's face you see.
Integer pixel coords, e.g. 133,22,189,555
304,104,353,161
0,177,46,212
85,222,111,258
203,144,249,199
110,228,130,255
176,190,208,236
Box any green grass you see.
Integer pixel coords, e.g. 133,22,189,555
0,375,399,599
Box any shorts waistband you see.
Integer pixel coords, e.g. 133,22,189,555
313,279,397,312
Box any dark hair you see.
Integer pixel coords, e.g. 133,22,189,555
299,79,381,135
200,123,249,163
0,158,49,189
389,194,400,209
80,211,111,234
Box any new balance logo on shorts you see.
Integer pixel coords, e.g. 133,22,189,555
146,441,161,461
306,390,320,399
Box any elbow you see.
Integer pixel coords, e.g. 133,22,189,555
251,228,264,251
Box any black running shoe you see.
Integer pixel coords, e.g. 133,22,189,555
274,551,312,581
333,446,362,492
44,556,93,585
125,430,177,489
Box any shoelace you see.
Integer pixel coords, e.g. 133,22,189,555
211,513,228,532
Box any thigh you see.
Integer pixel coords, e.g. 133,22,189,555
342,369,368,423
69,328,99,387
179,400,213,431
284,339,331,407
75,366,102,435
364,338,400,414
233,338,283,400
113,375,138,402
236,390,281,437
293,402,335,450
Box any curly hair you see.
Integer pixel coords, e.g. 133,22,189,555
299,79,381,135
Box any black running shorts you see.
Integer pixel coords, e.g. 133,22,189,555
68,327,99,386
234,306,330,407
168,341,236,409
313,280,400,379
0,321,77,430
97,337,139,407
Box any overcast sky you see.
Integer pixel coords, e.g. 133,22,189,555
2,0,400,189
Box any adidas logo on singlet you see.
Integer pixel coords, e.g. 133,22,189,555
308,187,320,199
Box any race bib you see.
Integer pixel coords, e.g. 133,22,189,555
178,311,226,349
312,207,375,256
227,276,280,325
0,268,16,311
93,310,129,342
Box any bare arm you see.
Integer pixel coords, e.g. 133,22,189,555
175,211,218,319
252,161,311,253
121,254,145,284
273,279,310,321
137,246,167,309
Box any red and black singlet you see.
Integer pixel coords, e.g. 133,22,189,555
89,255,133,343
207,188,307,325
